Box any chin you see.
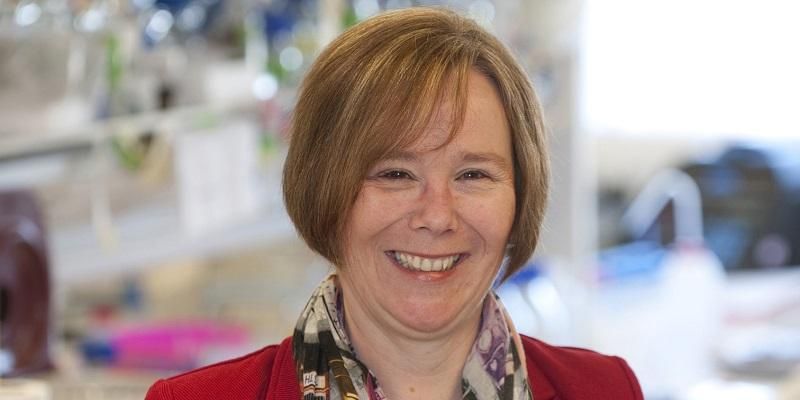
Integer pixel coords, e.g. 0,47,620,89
390,297,479,337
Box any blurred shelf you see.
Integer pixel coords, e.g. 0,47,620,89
0,101,256,162
42,137,293,287
50,202,296,287
0,89,291,285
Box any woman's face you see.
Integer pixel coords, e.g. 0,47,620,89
338,70,516,339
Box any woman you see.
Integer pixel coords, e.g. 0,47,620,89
146,7,643,400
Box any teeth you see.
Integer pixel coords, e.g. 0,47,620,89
391,252,461,272
421,258,432,272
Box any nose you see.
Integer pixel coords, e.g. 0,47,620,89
409,180,459,234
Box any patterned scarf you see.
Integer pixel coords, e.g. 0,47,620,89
293,274,533,400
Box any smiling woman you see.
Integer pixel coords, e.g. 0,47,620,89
146,7,643,400
283,8,549,280
335,72,519,399
340,71,516,337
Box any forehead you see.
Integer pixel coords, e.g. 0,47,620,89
402,71,511,156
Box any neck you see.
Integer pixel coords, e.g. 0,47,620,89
341,292,483,400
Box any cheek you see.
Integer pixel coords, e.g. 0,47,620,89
347,187,409,241
466,192,516,248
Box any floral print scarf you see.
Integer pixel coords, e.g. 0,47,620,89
293,274,533,400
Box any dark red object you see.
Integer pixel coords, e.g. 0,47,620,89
0,190,52,376
146,335,644,400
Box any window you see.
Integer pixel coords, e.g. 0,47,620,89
581,0,800,138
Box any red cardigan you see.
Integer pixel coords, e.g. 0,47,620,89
145,335,643,400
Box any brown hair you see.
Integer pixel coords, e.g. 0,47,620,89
283,7,549,280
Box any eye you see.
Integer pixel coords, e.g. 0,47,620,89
378,170,413,180
459,170,489,180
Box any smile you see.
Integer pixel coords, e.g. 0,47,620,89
388,251,463,272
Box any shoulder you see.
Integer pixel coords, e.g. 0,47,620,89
521,335,644,400
144,337,293,400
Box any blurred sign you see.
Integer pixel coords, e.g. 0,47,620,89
175,121,261,236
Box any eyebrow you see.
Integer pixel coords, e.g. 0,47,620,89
381,151,418,162
460,151,512,171
380,150,512,171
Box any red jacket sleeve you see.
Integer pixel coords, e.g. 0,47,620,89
615,356,645,400
523,335,644,400
145,379,174,400
142,342,283,400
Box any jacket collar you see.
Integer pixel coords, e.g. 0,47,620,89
266,337,302,400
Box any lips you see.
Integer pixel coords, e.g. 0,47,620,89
388,251,464,272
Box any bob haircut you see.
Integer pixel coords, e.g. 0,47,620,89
283,7,549,281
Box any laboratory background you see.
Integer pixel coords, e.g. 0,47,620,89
1,0,799,399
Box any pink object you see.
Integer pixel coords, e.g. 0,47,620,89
92,321,250,371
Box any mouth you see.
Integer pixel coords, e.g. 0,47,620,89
386,251,465,273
